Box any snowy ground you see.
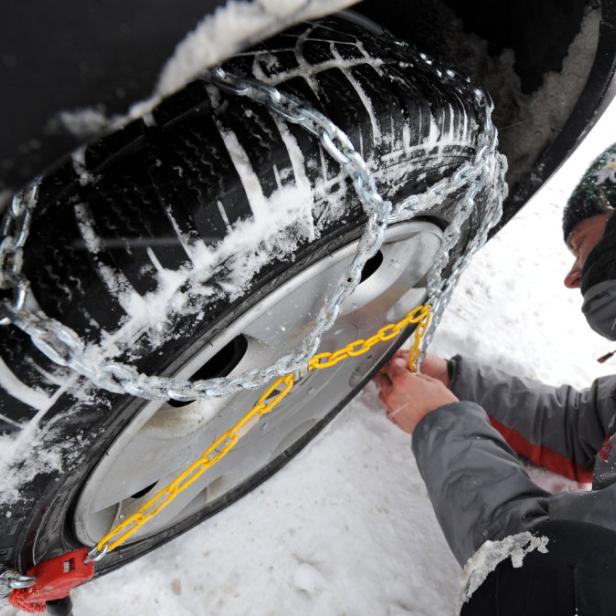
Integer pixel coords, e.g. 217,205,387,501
18,106,606,616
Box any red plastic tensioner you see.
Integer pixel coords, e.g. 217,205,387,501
8,548,94,613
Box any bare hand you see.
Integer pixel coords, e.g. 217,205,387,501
392,350,450,387
374,357,458,433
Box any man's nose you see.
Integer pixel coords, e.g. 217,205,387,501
564,265,581,289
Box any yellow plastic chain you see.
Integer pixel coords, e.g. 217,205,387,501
94,303,431,554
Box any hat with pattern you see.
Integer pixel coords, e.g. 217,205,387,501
563,142,616,242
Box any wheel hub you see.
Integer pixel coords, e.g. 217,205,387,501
73,220,443,546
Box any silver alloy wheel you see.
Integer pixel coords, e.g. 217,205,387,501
73,220,443,546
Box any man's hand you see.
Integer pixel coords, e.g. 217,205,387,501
374,356,458,433
392,350,451,387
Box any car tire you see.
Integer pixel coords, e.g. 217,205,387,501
0,15,492,577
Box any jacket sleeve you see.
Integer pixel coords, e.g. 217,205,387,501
448,355,616,481
411,401,616,565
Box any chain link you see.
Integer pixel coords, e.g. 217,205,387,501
420,94,508,356
0,183,39,327
0,568,35,597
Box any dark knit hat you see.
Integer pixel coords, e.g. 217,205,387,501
563,142,616,242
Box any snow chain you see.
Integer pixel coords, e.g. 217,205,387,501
88,304,431,559
1,53,507,582
0,67,504,403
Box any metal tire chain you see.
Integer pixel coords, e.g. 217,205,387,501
0,66,504,404
0,569,35,601
421,102,508,355
0,57,507,582
84,303,432,562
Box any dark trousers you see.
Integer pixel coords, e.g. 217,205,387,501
461,520,616,616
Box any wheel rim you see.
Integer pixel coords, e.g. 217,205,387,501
73,220,442,546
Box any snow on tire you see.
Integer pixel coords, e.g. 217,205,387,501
0,15,489,575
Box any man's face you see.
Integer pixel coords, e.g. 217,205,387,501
564,213,612,289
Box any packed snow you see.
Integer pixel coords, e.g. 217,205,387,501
53,0,362,135
155,0,359,98
458,530,550,609
3,90,608,616
426,2,600,188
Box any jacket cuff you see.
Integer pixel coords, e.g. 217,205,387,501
446,357,457,390
447,354,478,400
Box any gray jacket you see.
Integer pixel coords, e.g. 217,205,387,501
411,355,616,565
